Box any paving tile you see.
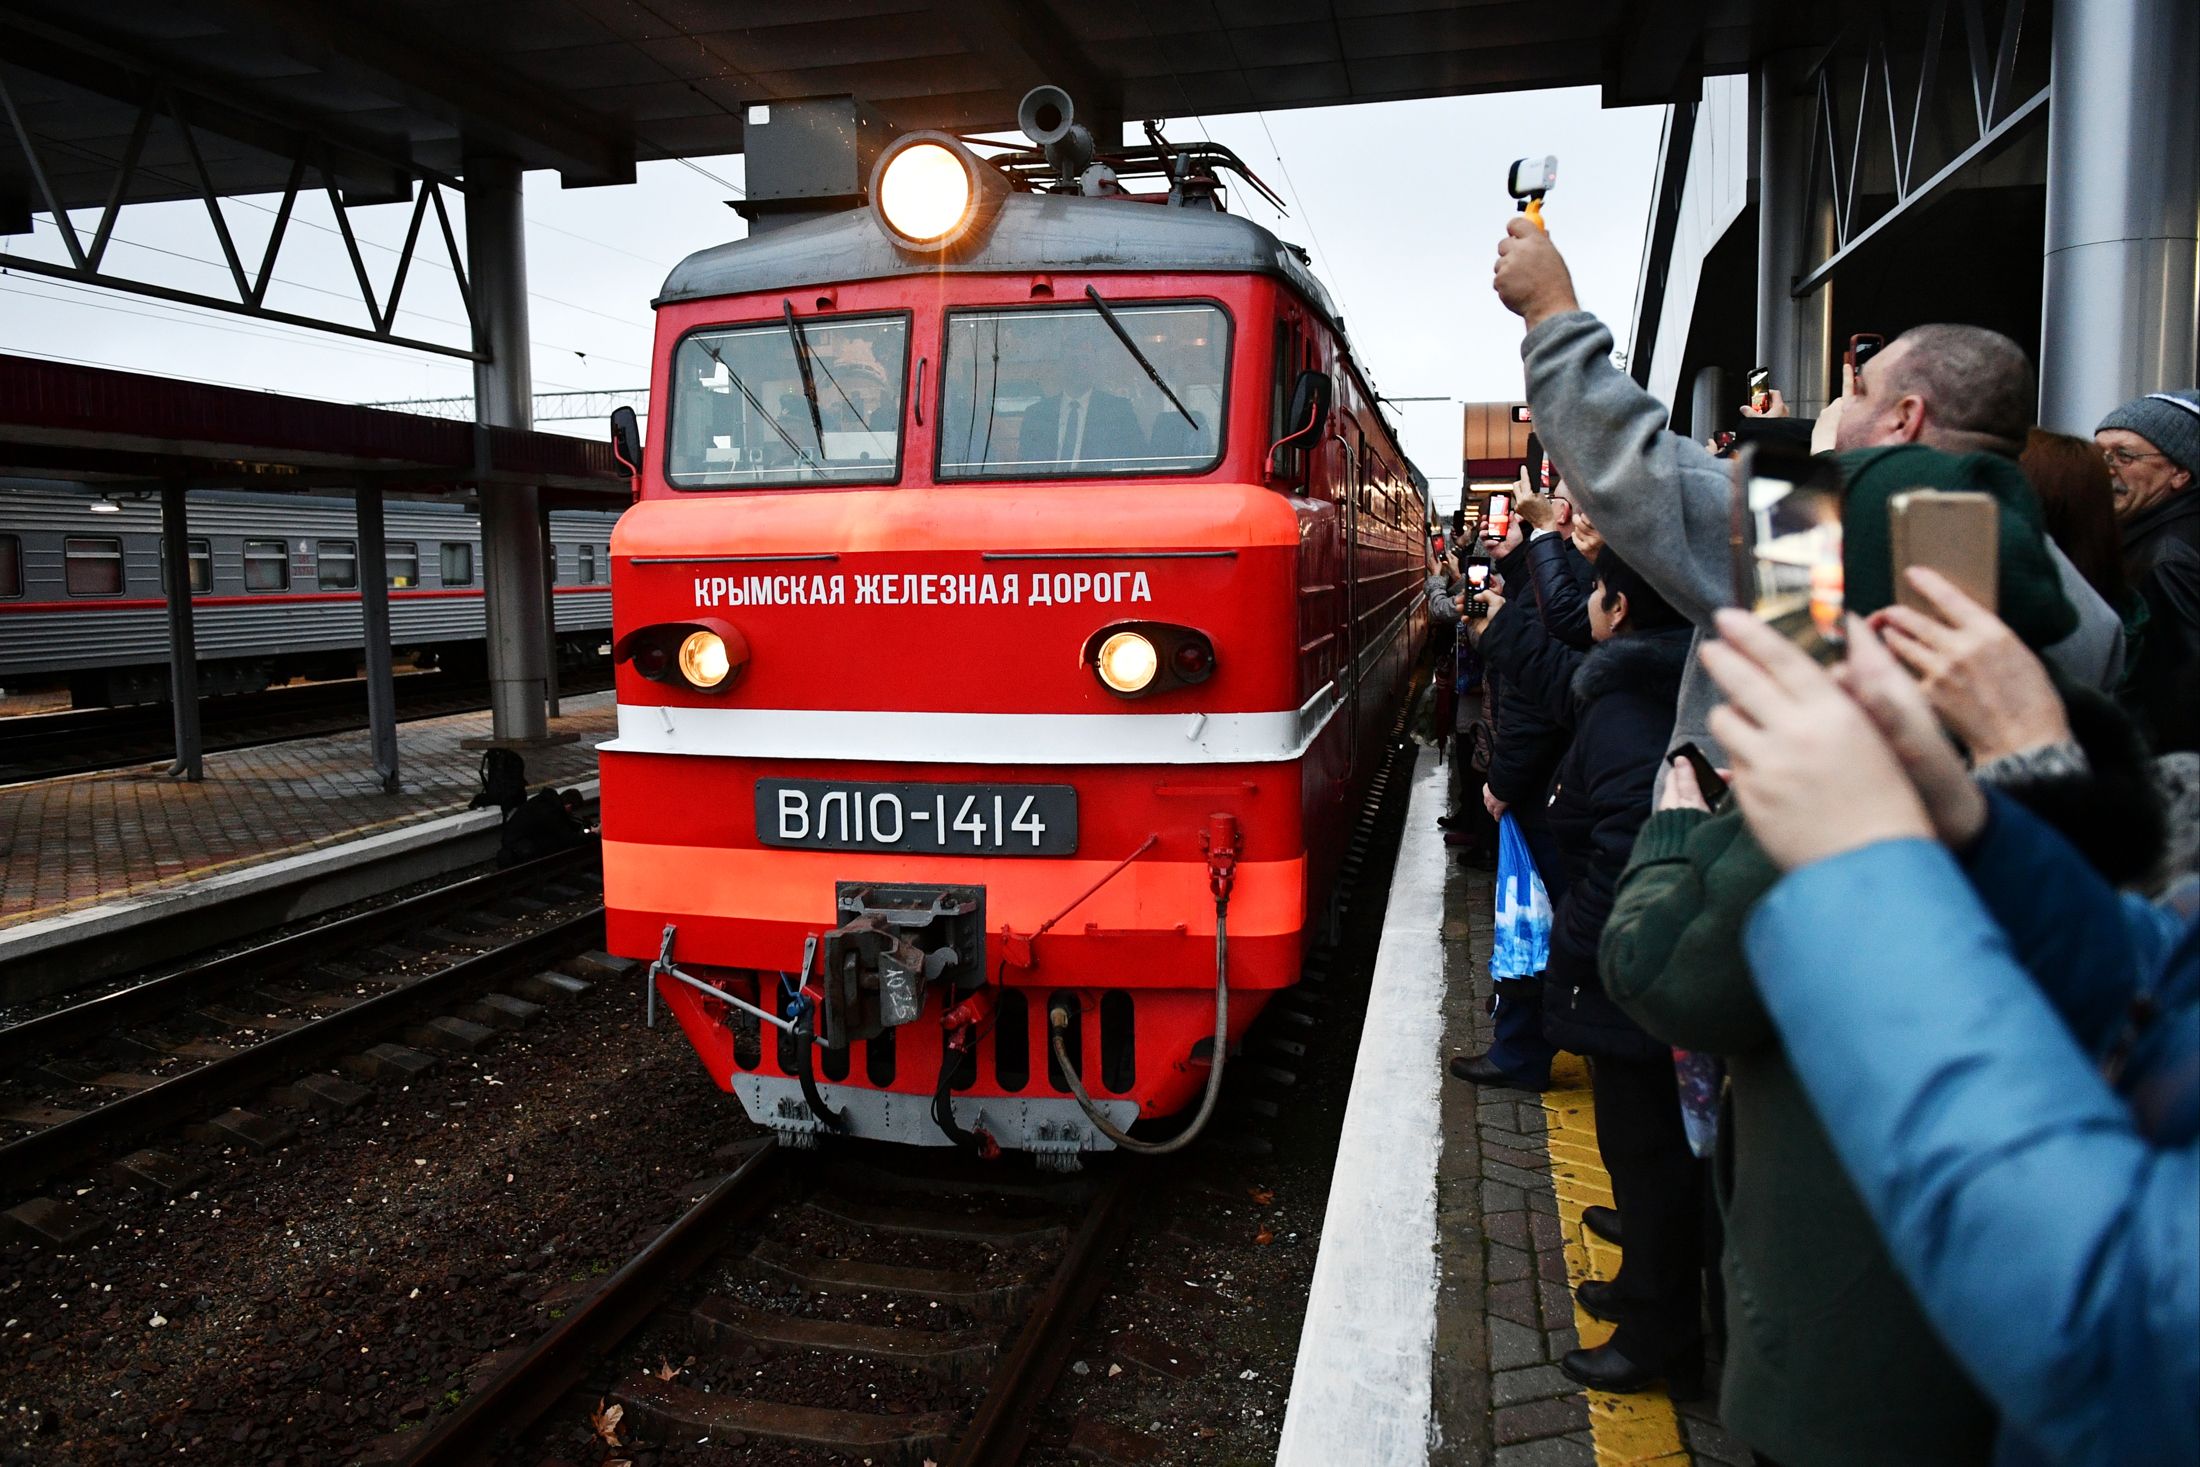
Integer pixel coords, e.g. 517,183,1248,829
1491,1436,1596,1467
1492,1364,1580,1408
1487,1241,1533,1283
1488,1278,1541,1329
1488,1316,1546,1370
1,693,612,929
1496,1396,1592,1445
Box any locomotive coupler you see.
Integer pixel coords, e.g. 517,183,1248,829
818,883,986,1049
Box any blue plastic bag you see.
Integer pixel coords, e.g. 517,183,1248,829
1489,812,1552,980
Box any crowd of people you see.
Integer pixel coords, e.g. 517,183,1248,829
1422,215,2198,1466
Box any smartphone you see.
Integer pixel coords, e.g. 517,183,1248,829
1889,490,1998,616
1668,742,1729,807
1463,559,1494,619
1731,440,1846,651
1847,332,1886,377
1486,492,1513,542
1748,367,1773,413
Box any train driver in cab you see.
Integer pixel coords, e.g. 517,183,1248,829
1019,320,1148,472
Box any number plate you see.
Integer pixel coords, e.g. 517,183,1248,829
756,779,1078,856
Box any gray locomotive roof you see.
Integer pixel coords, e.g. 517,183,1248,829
657,194,1345,338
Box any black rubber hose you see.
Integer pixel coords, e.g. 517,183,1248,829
931,1040,982,1149
1049,897,1230,1155
793,1005,847,1133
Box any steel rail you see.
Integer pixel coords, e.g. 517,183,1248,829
396,1140,788,1467
0,905,604,1193
0,846,598,1068
947,1165,1139,1467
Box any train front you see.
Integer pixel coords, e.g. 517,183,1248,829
601,128,1332,1166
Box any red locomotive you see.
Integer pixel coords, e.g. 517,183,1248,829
601,94,1429,1165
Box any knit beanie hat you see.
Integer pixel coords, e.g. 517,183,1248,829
1831,444,2079,652
2096,389,2200,477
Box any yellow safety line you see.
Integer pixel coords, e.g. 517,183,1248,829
1541,1052,1694,1466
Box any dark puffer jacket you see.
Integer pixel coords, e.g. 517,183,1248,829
1539,625,1691,1059
2120,491,2200,752
1481,541,1576,817
1524,532,1597,651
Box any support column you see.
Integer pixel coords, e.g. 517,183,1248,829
465,154,555,747
1689,365,1730,444
2039,0,2200,435
357,486,399,792
1755,56,1833,417
540,504,561,720
159,480,202,782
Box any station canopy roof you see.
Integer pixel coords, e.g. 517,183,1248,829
2,0,1820,207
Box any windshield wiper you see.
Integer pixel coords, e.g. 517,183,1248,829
698,338,819,471
781,299,829,455
1083,284,1197,428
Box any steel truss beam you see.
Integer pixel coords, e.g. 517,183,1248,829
364,388,650,424
0,51,480,359
1794,0,2049,296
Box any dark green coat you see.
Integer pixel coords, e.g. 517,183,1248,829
1600,806,1996,1467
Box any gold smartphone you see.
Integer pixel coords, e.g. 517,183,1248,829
1889,490,1998,616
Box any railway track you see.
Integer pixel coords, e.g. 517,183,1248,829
0,664,613,782
0,848,611,1202
398,1142,1139,1467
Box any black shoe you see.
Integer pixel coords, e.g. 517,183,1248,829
1558,1341,1704,1398
1449,1054,1550,1091
1575,1278,1625,1323
1582,1205,1623,1246
1436,812,1466,830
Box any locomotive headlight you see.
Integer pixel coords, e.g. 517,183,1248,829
1095,631,1159,694
677,630,732,689
878,143,971,243
870,132,1007,254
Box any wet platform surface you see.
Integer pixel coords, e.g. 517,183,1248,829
1279,748,1747,1467
0,692,612,931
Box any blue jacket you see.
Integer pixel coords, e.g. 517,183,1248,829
1743,791,2199,1467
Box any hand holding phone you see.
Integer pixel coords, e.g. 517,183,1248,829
1748,367,1773,414
1889,491,1998,616
1667,742,1729,808
1486,492,1514,542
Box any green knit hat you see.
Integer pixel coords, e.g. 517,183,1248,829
1831,444,2079,651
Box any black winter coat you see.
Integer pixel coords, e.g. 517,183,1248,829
1541,626,1692,1060
2120,491,2200,752
1480,542,1576,814
1525,533,1597,651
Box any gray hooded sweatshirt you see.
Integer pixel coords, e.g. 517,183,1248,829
1519,311,2126,770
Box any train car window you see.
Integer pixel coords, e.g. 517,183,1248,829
386,542,419,588
665,312,909,489
158,538,213,594
441,543,474,586
546,544,560,584
243,539,288,591
578,544,597,582
0,535,20,598
317,539,358,590
938,301,1230,480
63,536,124,596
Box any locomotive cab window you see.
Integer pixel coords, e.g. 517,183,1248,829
317,539,358,590
64,536,124,596
0,534,23,598
159,538,213,594
666,312,909,489
441,543,474,586
938,302,1229,479
387,542,419,588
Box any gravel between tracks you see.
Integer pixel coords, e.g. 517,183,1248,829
0,963,753,1467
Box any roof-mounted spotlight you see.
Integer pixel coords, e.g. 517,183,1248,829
870,132,1009,255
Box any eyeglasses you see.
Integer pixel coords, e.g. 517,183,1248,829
2102,446,2166,467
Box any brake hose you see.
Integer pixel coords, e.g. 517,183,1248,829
1049,894,1230,1155
790,991,847,1133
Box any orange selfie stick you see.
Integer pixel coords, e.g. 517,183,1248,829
1524,198,1545,230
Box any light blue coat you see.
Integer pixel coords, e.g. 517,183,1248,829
1742,792,2198,1467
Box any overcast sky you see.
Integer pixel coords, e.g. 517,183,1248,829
0,86,1662,512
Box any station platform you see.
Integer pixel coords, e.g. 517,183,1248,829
1276,748,1751,1467
0,693,612,999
